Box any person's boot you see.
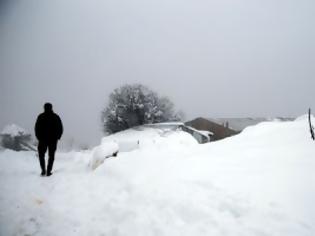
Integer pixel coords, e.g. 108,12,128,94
39,155,46,176
46,164,53,176
46,172,52,176
47,152,55,177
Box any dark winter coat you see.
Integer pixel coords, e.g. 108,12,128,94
35,111,63,142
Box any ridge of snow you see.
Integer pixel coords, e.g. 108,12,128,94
295,113,315,122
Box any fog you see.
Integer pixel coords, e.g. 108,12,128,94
1,0,314,147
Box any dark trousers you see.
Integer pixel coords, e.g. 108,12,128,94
38,140,57,173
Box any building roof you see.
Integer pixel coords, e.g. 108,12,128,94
185,117,239,141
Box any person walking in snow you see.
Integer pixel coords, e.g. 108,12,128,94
35,103,63,176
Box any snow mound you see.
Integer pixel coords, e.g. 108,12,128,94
295,113,315,121
235,114,314,147
89,127,198,169
101,127,198,152
1,124,27,137
89,141,119,170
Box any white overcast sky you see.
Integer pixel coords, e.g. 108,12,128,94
0,0,314,146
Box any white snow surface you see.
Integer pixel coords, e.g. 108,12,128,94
89,141,119,170
1,124,27,137
101,126,197,152
0,117,315,236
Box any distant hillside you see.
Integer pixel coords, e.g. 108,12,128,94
185,117,239,141
208,118,294,131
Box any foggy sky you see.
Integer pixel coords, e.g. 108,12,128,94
1,0,315,147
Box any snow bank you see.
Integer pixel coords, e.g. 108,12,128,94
0,116,314,236
101,127,198,152
89,141,119,170
89,127,197,169
295,114,314,122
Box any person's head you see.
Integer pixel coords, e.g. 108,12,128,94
44,103,53,112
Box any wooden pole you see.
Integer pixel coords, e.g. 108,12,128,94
309,108,315,140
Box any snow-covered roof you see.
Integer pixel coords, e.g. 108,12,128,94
145,123,212,141
183,125,210,136
198,130,214,136
145,122,185,127
1,124,27,137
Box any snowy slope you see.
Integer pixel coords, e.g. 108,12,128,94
208,117,294,131
0,116,314,236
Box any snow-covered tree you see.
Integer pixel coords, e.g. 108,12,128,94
102,84,181,134
0,124,35,151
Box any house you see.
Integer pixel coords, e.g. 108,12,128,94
0,124,36,151
185,117,239,141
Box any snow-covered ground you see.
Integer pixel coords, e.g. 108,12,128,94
208,117,294,131
0,116,314,236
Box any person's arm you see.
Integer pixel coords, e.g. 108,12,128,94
57,115,63,140
34,116,41,140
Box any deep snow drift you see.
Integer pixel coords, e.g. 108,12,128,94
0,117,314,236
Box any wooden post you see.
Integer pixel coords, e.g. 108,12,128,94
309,108,315,140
